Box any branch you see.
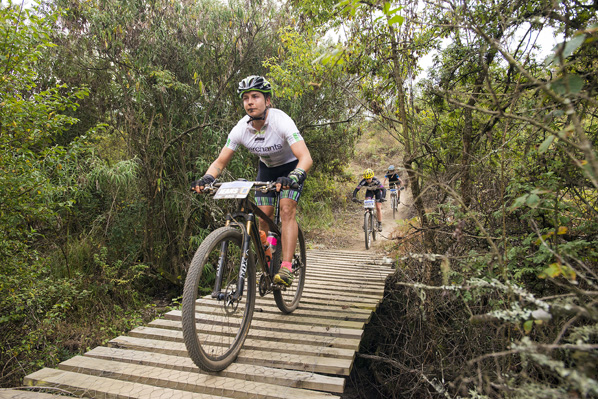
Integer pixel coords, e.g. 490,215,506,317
300,107,362,129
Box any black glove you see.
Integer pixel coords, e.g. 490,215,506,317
190,174,215,190
276,176,299,189
288,168,307,185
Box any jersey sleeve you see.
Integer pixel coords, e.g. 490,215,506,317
225,125,242,151
278,112,303,145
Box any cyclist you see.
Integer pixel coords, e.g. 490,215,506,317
191,75,313,287
383,165,403,202
352,168,385,231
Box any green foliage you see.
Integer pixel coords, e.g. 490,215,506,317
263,28,361,175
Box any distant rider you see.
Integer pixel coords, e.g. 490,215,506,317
352,168,385,231
383,165,402,203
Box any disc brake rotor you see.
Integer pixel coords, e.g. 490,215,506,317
223,281,240,315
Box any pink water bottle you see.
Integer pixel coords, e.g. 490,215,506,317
266,232,278,253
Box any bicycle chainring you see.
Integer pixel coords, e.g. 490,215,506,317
258,273,271,296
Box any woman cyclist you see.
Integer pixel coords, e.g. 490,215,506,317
191,75,313,287
352,168,385,231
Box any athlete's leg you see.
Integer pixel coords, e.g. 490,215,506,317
279,198,298,264
258,205,275,232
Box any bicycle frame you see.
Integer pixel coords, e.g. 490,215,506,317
211,183,282,302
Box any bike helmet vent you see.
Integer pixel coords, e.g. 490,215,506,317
388,165,395,171
238,75,273,98
363,168,374,179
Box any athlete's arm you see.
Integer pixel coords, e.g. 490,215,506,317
290,140,313,173
205,147,235,178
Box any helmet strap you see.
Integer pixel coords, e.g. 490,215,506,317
247,106,269,124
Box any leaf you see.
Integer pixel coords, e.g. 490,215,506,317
557,226,568,235
388,15,404,26
561,265,577,281
538,135,555,153
534,231,554,245
510,194,528,210
386,6,403,16
526,193,540,208
383,2,390,14
550,74,585,95
523,320,533,334
544,34,586,66
539,263,561,279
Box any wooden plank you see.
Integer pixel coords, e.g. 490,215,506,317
23,368,231,399
164,310,366,332
107,336,353,376
298,285,385,300
254,297,373,315
147,319,361,350
191,302,371,324
196,298,374,320
58,356,340,399
0,390,59,399
84,346,346,394
125,327,357,359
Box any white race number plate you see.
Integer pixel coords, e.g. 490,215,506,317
214,181,254,199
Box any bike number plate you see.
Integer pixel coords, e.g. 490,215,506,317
214,181,254,199
364,199,375,208
390,189,397,193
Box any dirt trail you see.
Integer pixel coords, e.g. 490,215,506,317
337,179,412,253
305,130,412,254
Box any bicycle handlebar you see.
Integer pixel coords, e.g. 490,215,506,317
200,180,281,195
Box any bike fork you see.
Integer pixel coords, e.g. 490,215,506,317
211,221,252,302
212,240,229,299
232,219,253,301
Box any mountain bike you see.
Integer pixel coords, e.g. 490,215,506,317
354,197,377,249
389,183,405,219
182,180,306,372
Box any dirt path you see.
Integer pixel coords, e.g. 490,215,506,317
304,129,412,254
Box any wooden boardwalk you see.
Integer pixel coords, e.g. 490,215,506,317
3,250,393,399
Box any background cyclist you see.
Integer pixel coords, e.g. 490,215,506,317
191,75,313,287
352,168,386,231
383,165,403,202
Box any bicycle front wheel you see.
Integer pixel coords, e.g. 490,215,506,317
182,226,256,372
372,211,377,241
273,227,306,313
392,195,397,219
364,212,371,250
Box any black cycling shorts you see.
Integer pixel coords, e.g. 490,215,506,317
365,189,383,202
255,160,304,206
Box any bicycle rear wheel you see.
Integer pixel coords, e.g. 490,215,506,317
182,226,256,372
273,227,306,313
364,212,371,249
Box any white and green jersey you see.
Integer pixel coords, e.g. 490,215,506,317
225,108,304,168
